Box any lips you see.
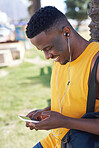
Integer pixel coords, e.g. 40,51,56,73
53,56,60,62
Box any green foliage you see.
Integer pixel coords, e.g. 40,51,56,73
65,0,90,27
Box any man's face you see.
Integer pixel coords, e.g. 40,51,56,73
30,29,69,65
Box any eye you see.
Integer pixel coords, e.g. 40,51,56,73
45,46,53,51
46,47,50,51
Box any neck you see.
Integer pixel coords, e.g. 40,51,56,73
70,32,91,61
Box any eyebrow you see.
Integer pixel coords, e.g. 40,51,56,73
37,46,49,51
45,46,52,50
41,45,52,51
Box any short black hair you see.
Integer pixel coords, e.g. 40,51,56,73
26,6,66,38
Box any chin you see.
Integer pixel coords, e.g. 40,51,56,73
59,60,68,65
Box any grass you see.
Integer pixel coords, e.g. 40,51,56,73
0,48,51,148
24,46,46,60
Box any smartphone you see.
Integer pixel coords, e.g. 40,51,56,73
18,115,39,123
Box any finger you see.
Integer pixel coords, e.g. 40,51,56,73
35,128,38,131
35,125,50,130
31,113,37,120
42,111,50,115
26,112,35,118
26,113,33,119
29,122,35,127
26,121,35,128
41,111,50,119
34,118,50,130
26,110,37,118
30,126,34,130
26,122,30,127
32,112,42,121
32,112,40,120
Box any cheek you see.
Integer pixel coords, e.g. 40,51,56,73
54,44,66,54
52,36,67,54
56,38,67,53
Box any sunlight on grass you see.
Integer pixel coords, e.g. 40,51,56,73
0,50,51,147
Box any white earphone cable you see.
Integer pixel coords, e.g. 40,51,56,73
52,37,71,147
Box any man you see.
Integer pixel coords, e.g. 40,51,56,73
26,6,99,148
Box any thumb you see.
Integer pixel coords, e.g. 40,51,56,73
41,111,50,119
42,111,51,115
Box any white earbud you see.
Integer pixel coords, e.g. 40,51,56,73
64,33,69,37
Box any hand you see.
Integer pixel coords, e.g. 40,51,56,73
26,106,51,130
26,109,43,130
30,111,66,130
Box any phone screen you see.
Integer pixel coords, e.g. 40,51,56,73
18,115,39,123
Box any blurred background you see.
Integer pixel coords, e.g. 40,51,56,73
0,0,99,148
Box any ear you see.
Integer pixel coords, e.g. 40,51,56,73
63,26,71,38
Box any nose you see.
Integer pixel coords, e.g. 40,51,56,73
44,51,53,60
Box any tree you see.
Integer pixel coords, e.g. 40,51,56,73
88,0,99,42
64,0,90,31
28,0,41,16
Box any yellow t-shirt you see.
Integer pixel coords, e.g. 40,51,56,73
41,42,99,148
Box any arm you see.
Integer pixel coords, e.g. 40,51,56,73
43,105,51,111
62,116,99,135
30,110,99,135
63,60,99,135
65,53,99,134
64,52,99,135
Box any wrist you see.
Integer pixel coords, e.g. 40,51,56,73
43,105,51,112
61,115,71,129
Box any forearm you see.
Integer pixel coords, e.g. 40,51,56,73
62,116,99,135
43,105,51,111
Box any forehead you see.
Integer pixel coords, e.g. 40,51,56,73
30,32,48,45
30,30,59,49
